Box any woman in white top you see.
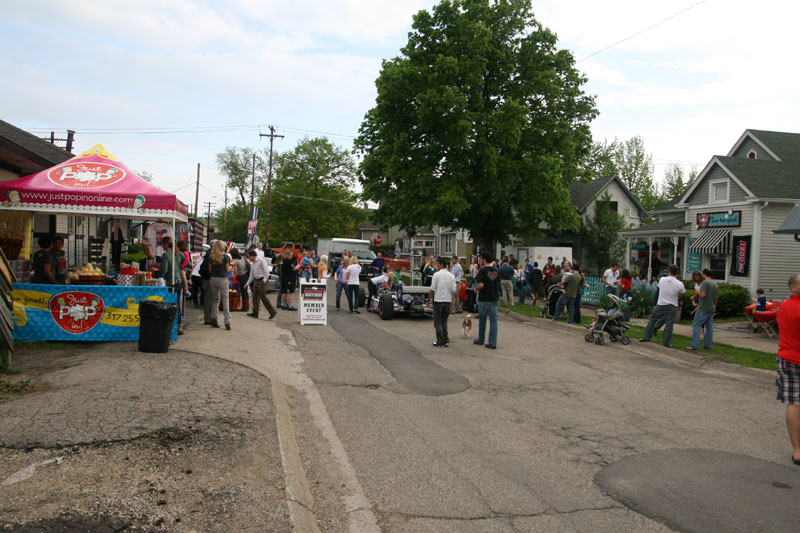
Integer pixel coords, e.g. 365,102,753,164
344,259,362,314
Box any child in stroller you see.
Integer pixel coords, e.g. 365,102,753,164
540,284,565,319
585,294,630,345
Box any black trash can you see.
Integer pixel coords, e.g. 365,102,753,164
138,300,178,353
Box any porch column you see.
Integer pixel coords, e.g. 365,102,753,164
647,238,653,281
626,237,631,270
672,235,678,271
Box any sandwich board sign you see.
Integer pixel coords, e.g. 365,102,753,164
299,278,327,325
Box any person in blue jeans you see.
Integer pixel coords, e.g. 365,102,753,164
473,252,500,349
334,257,348,310
689,268,719,350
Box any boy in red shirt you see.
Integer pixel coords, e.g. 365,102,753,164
776,273,800,466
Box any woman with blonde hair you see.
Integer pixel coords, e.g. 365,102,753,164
208,240,232,329
318,254,329,280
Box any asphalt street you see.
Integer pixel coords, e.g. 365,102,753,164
3,284,798,532
286,288,800,532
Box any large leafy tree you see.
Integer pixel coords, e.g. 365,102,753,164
216,147,265,206
215,200,250,243
661,161,696,202
268,137,365,245
355,0,598,251
608,135,659,212
582,192,627,275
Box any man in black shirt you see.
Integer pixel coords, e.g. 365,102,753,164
530,261,543,303
473,252,500,349
280,250,298,310
200,244,213,324
32,235,57,284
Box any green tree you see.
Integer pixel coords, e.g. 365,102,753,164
584,139,619,178
215,200,250,243
609,135,659,212
216,147,265,206
582,192,627,275
355,0,598,252
268,137,365,245
661,161,699,203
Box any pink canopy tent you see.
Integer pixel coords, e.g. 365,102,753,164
0,144,188,221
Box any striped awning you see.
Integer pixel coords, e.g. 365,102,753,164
690,229,731,254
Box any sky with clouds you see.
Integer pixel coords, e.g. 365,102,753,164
2,0,798,217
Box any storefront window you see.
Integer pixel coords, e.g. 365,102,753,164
709,255,727,280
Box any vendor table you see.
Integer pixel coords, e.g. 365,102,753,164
11,283,177,341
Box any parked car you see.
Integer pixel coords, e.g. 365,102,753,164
328,249,379,280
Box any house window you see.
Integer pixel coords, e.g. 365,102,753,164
609,201,618,213
709,255,727,281
709,179,729,204
443,234,454,253
747,150,757,159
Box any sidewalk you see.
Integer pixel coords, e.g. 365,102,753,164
628,318,779,354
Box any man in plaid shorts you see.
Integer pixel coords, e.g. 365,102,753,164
776,273,800,466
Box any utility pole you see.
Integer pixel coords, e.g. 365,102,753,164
194,163,201,218
259,125,284,245
250,153,256,212
223,185,228,227
43,130,76,153
203,202,215,244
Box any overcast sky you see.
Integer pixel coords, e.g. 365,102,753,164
2,0,798,216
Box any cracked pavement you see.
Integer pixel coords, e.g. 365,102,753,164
289,297,794,532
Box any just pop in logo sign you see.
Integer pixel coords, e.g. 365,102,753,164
49,291,105,334
47,162,126,189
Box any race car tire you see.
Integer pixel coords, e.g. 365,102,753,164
378,293,394,320
358,287,366,308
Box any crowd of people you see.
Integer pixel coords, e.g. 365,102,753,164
31,235,800,468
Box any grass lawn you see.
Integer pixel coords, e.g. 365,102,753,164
500,301,777,372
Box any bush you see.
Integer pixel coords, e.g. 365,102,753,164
629,284,654,318
716,283,749,317
681,283,748,318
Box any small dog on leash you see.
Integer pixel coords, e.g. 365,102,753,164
462,314,473,337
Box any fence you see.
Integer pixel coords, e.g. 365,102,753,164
581,276,658,307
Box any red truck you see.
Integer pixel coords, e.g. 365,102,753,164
270,242,310,256
382,253,412,272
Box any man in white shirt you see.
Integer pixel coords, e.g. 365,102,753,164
429,257,457,347
450,256,463,314
602,263,620,296
369,269,389,301
245,250,277,320
639,264,685,347
255,243,265,260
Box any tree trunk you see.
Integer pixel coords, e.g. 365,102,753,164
473,237,497,260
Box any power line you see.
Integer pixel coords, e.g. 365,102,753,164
578,0,709,62
272,189,360,206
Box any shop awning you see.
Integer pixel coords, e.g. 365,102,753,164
690,229,731,254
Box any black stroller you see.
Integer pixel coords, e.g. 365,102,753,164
540,284,564,319
585,294,630,345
